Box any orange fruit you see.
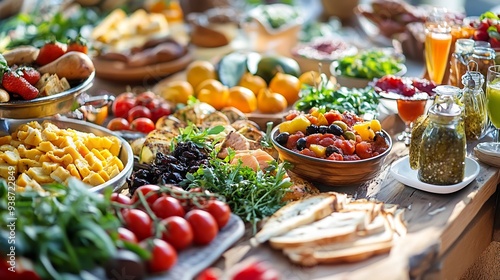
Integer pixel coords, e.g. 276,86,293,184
257,88,288,114
269,72,301,105
238,72,267,96
226,86,257,113
299,71,322,87
186,60,216,90
159,80,194,104
196,79,229,110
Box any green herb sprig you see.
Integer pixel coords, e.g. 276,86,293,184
181,154,292,234
170,123,225,151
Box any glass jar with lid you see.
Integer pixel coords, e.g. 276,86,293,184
409,85,463,170
418,98,466,185
470,46,496,90
461,71,488,140
449,39,474,87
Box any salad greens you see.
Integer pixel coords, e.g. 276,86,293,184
295,85,380,116
0,179,123,280
0,8,100,51
334,49,405,80
182,153,292,234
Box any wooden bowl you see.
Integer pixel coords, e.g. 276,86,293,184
271,126,392,187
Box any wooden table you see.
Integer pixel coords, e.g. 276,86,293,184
209,115,500,280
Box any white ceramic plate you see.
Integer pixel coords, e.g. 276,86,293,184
390,156,480,194
148,214,245,280
475,142,500,157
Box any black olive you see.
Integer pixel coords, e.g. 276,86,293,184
325,145,342,157
296,138,307,151
275,132,290,145
328,124,343,136
318,125,329,134
305,125,319,135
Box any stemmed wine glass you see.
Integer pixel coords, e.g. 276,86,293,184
486,65,500,142
396,97,427,146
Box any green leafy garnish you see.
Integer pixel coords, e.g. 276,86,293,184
0,178,134,280
334,50,404,80
171,123,225,151
296,85,380,116
479,11,499,20
181,156,292,234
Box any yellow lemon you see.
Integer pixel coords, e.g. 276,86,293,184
269,72,302,105
159,80,194,105
186,60,216,89
238,72,267,96
226,86,258,113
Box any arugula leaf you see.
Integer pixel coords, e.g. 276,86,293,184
171,123,225,151
181,155,292,234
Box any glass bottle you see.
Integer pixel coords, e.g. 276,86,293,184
409,85,462,170
470,47,496,91
461,71,488,140
418,99,466,185
449,39,474,87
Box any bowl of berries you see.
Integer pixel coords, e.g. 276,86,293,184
372,75,436,114
271,109,392,187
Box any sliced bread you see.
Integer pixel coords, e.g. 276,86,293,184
269,211,367,249
253,193,344,244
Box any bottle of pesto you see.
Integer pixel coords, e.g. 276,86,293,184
461,71,488,140
418,97,466,185
409,85,462,170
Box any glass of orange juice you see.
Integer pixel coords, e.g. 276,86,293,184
425,19,452,84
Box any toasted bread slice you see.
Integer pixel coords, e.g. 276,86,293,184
253,193,346,244
269,211,368,249
283,217,395,266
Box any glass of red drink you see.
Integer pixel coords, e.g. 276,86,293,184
396,98,427,145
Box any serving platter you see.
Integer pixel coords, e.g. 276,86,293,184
92,51,193,82
390,156,480,194
0,71,95,119
148,214,245,280
0,117,134,192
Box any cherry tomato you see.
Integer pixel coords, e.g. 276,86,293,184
161,216,193,250
127,106,152,123
110,193,132,205
118,227,138,243
131,185,161,206
143,239,177,273
135,91,157,106
122,209,153,241
150,102,172,123
112,94,136,118
185,209,218,245
143,98,161,111
231,259,280,280
107,118,130,131
196,268,222,280
130,117,155,134
203,201,231,230
152,196,185,219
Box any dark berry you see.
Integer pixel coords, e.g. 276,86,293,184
275,132,290,146
305,125,318,135
296,138,307,151
328,124,343,136
318,125,328,134
325,145,342,157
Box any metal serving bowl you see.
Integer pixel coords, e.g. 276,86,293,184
271,125,392,187
0,72,95,119
0,117,133,192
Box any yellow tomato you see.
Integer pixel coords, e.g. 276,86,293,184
257,88,288,114
196,80,229,110
298,71,322,87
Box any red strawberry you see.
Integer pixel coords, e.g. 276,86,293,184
67,34,88,54
35,41,67,66
1,70,39,100
18,67,41,85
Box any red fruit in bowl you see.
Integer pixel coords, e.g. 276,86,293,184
490,38,500,49
474,30,490,42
